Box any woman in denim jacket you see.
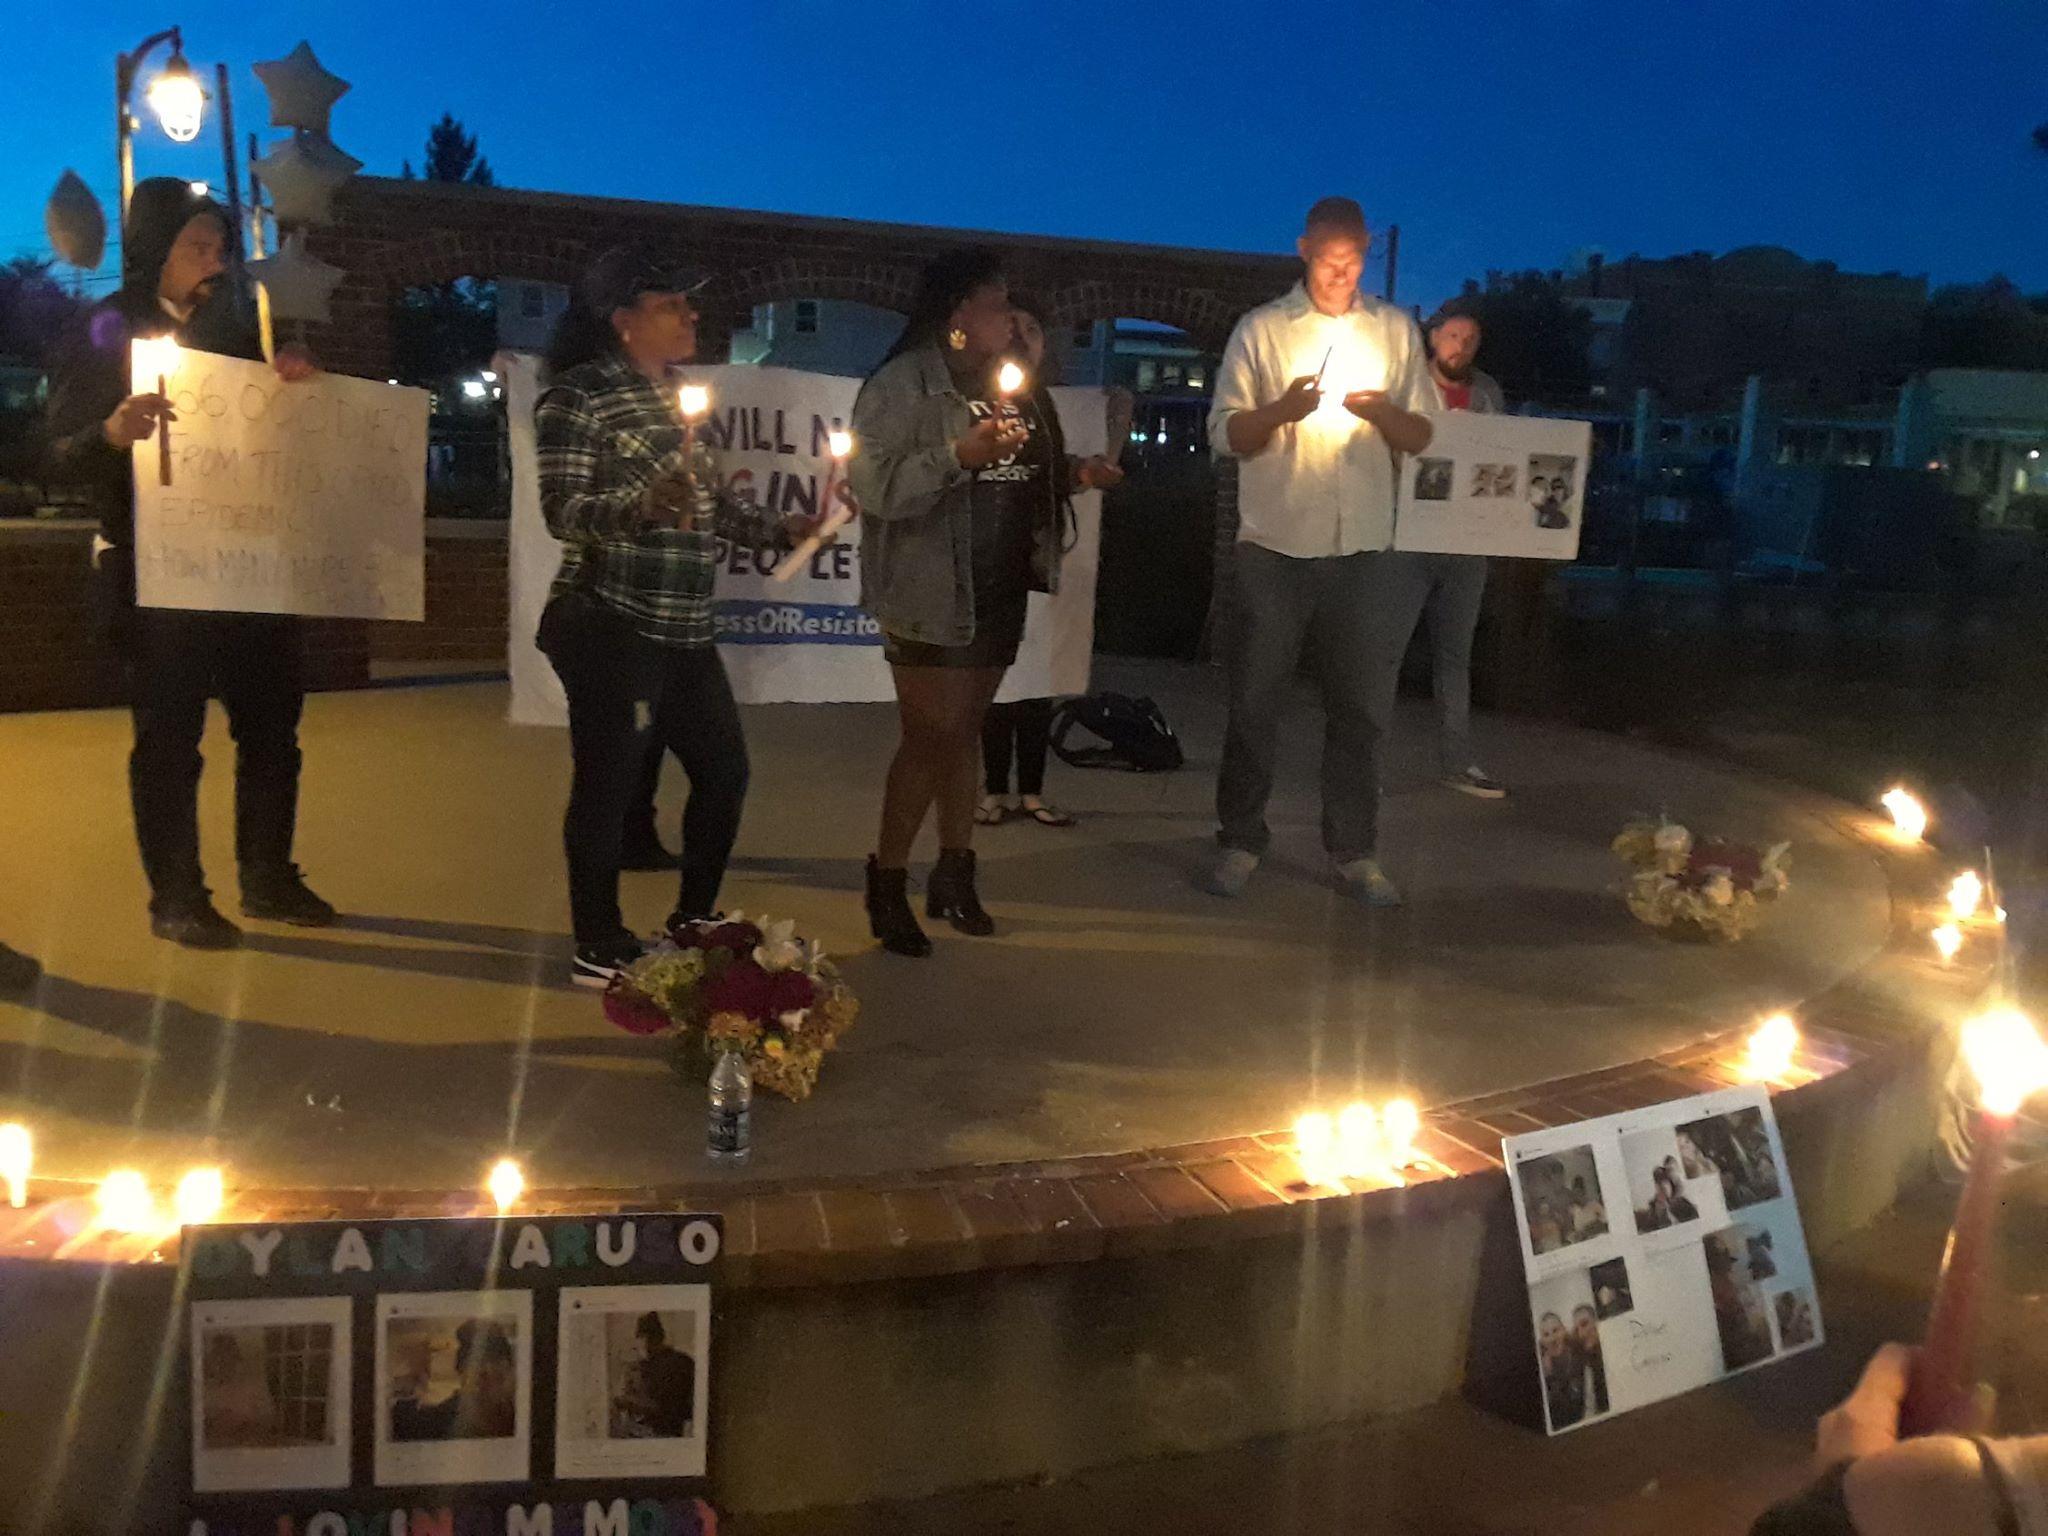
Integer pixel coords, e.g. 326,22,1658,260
849,249,1118,956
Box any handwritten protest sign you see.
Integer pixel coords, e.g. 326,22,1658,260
132,347,428,620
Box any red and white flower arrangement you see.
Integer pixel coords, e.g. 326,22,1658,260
1613,818,1791,943
602,915,858,1102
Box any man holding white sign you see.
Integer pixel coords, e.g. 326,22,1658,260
1364,301,1511,802
1204,196,1436,906
42,180,334,949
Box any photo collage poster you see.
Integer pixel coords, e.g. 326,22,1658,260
183,1214,720,1535
1503,1084,1823,1436
1394,410,1591,561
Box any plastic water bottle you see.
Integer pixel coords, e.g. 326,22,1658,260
707,1046,752,1165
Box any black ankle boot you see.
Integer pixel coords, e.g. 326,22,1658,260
927,847,995,936
865,856,932,957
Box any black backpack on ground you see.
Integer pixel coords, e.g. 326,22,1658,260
1048,693,1185,773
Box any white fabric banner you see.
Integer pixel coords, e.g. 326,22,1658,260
132,346,427,619
1394,412,1592,560
504,354,1103,722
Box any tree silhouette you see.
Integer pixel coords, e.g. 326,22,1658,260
400,113,495,185
2033,123,2048,154
396,114,498,391
1449,271,1595,404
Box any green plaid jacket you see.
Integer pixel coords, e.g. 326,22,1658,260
536,353,789,647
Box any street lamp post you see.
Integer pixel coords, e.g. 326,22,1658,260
116,26,207,240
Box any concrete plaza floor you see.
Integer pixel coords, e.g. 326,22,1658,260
0,660,1893,1193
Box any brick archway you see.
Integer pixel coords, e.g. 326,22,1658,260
306,178,1295,380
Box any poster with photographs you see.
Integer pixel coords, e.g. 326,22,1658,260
181,1213,722,1535
555,1285,712,1480
1503,1085,1821,1435
1394,410,1590,560
190,1296,353,1493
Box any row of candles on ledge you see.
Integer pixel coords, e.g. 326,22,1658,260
1879,786,2009,964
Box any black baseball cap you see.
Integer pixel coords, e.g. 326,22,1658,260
580,243,710,315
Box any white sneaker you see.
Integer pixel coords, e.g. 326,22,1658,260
1335,858,1403,907
1445,766,1508,800
1203,848,1260,897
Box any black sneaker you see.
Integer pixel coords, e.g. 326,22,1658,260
241,865,338,927
572,935,646,990
0,941,40,995
152,899,244,950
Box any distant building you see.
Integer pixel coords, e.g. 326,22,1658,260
1558,246,1928,414
1895,369,2048,524
728,299,902,378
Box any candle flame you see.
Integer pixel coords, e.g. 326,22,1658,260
1336,1102,1379,1178
1293,1111,1340,1188
1948,871,1984,921
677,384,711,420
134,335,183,380
826,428,854,459
487,1158,524,1215
0,1123,29,1209
1381,1098,1421,1167
174,1168,226,1226
1741,1013,1801,1083
1932,923,1963,962
1881,787,1928,842
996,362,1026,396
95,1170,158,1234
1960,1008,2048,1118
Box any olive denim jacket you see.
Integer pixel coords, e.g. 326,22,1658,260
849,345,1066,647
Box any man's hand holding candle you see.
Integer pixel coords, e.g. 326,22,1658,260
1222,375,1322,455
1075,455,1124,491
102,393,173,451
272,344,320,383
955,416,1029,470
1340,386,1435,454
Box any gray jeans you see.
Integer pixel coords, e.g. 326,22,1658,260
1362,551,1489,775
1217,544,1390,862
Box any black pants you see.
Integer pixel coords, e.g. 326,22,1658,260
540,595,748,945
126,607,305,913
982,697,1054,797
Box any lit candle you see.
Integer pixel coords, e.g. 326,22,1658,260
1741,1013,1801,1084
1337,1102,1380,1179
677,383,711,422
771,428,857,583
95,1170,158,1234
1881,787,1928,843
1902,1008,2048,1435
1948,871,1984,922
0,1123,29,1209
174,1167,226,1226
1932,923,1963,963
134,336,182,487
1293,1111,1340,1189
995,361,1026,399
487,1157,524,1216
1382,1098,1422,1169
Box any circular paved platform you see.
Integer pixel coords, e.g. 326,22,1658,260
0,662,1892,1193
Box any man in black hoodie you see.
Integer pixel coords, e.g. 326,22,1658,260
42,178,335,949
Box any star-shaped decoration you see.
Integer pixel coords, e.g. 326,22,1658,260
253,131,363,226
248,232,345,324
44,169,106,271
252,42,351,137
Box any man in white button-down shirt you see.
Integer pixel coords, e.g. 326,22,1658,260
1203,197,1435,904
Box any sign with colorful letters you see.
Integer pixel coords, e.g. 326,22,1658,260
181,1213,720,1534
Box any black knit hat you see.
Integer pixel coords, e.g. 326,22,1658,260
122,177,232,293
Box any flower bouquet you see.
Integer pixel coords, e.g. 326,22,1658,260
1612,818,1791,943
602,915,858,1101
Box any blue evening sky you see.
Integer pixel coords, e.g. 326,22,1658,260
12,1,2045,315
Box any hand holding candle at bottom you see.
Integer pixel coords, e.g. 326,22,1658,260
771,427,856,582
1900,1007,2048,1436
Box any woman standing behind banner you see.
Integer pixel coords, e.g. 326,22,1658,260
850,250,1122,957
535,246,819,987
977,293,1128,831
